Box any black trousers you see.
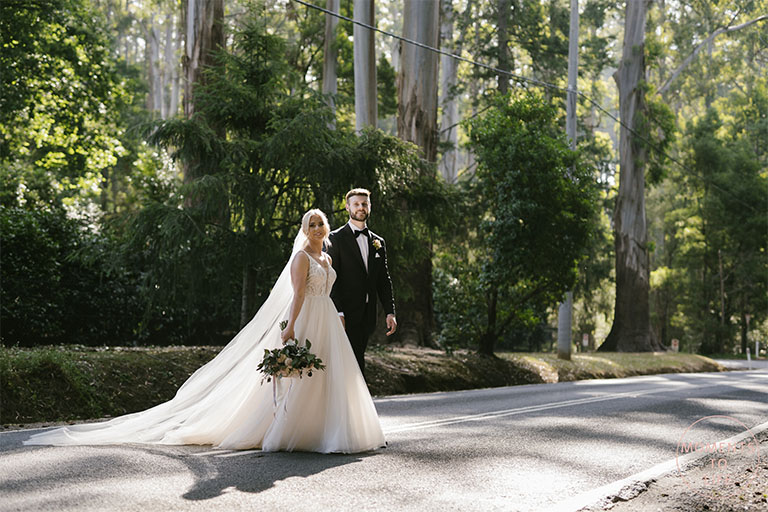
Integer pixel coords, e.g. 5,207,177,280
345,323,370,377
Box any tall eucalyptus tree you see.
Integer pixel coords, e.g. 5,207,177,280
354,0,377,129
600,0,660,351
183,0,225,120
322,0,341,117
397,0,441,162
181,0,225,192
603,1,766,352
438,0,473,183
396,0,441,344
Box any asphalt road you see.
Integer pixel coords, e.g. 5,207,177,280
2,370,767,512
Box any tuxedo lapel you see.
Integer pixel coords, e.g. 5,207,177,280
367,236,379,275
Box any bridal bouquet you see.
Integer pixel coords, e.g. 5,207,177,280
257,321,326,383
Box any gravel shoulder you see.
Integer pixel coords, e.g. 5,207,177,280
580,423,768,512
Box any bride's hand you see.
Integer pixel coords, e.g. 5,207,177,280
280,325,295,344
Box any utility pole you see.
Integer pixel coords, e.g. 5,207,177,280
557,0,579,361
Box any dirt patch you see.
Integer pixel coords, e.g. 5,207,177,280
581,430,768,512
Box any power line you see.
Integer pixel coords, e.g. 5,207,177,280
292,0,568,93
291,0,760,213
439,104,492,135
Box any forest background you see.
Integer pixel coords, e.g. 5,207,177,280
1,0,766,358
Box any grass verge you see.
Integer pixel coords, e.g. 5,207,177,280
1,345,725,426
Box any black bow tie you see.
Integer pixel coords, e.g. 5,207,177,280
354,228,369,238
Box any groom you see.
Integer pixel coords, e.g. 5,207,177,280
327,188,397,376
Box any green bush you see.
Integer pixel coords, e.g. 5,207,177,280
433,92,601,355
0,206,141,346
0,346,103,422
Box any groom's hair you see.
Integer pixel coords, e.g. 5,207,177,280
345,188,371,202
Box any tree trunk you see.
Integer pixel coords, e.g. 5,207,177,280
170,10,182,118
717,248,726,353
144,22,154,111
740,318,747,355
142,15,162,113
497,0,510,94
353,0,377,130
439,0,457,183
396,0,440,346
183,0,225,121
323,0,340,119
741,314,750,355
124,0,134,66
151,22,163,114
479,286,498,356
397,0,440,162
600,0,661,352
161,13,174,119
439,0,472,183
182,0,225,184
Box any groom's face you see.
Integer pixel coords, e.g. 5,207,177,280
346,195,370,222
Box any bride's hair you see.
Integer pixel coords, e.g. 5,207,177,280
301,209,331,244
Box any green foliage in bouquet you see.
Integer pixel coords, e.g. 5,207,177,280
256,321,326,382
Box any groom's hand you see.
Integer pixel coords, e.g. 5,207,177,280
385,314,397,336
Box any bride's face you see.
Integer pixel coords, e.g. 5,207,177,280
307,215,326,240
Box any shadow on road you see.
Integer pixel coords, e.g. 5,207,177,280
1,438,374,507
178,449,371,501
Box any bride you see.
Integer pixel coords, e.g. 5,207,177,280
24,209,386,454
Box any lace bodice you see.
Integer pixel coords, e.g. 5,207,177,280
302,250,336,297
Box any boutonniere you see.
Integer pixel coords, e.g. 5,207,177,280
372,239,382,251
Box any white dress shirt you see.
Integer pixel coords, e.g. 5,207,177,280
349,221,369,272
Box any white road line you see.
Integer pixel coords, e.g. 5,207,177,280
192,389,685,454
194,388,684,455
191,449,234,457
382,383,726,435
215,449,262,458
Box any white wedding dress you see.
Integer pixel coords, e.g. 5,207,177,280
25,234,386,454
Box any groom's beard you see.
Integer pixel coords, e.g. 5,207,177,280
350,211,368,222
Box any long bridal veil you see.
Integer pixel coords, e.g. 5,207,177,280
25,231,309,446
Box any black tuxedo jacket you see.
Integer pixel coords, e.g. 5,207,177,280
326,224,395,336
